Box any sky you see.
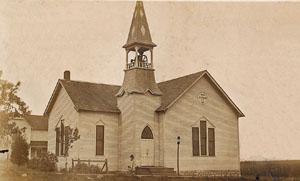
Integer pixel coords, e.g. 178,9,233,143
1,1,300,161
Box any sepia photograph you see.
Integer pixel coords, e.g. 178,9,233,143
1,0,300,180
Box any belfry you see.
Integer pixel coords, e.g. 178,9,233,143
117,1,162,97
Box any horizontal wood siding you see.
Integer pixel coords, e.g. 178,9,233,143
31,130,47,142
163,74,240,171
117,94,135,171
117,93,161,171
47,86,79,170
78,111,119,171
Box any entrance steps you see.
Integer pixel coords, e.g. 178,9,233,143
136,166,176,176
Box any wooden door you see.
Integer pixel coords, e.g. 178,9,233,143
141,126,154,166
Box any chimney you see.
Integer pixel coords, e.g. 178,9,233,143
64,70,70,81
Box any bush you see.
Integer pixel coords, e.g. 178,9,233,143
10,133,29,166
28,152,58,172
73,162,101,174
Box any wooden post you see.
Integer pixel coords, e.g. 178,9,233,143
72,159,74,171
105,158,108,173
177,143,179,175
177,136,180,176
135,47,139,68
150,49,153,69
126,50,129,69
105,159,108,174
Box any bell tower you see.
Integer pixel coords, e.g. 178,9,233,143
116,1,162,96
117,1,162,171
123,0,156,70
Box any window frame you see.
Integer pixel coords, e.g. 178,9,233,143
55,127,60,156
60,122,65,156
192,118,216,157
192,127,200,156
96,125,104,156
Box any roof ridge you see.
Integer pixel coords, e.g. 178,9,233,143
59,79,121,87
158,70,206,84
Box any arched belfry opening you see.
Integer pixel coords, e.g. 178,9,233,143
141,126,153,139
127,49,152,69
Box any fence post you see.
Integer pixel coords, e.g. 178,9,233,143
78,158,80,172
72,159,74,172
105,159,108,174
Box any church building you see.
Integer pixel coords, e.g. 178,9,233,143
44,1,244,177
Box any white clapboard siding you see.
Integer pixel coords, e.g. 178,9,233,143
47,86,79,169
162,74,240,171
31,130,47,141
77,111,119,171
117,93,161,171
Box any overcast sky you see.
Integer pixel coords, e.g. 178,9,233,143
1,1,300,161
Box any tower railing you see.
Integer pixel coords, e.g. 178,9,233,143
127,62,152,69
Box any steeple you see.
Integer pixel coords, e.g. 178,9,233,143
123,1,156,70
116,1,162,96
123,1,156,49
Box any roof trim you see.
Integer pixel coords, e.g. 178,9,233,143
77,109,121,114
59,80,81,112
157,70,245,117
205,71,245,117
44,80,78,116
43,80,62,116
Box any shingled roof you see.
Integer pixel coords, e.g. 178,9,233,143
60,80,121,113
44,71,244,117
25,115,48,131
157,71,206,111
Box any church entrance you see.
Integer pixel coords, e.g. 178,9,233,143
140,126,154,166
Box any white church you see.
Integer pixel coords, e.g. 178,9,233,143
44,1,244,177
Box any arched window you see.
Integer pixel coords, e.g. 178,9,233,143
141,126,153,139
192,118,215,157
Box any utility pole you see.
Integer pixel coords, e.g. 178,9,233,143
177,136,180,176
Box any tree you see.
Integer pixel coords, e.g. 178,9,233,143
0,70,31,158
65,127,80,156
10,132,29,165
64,127,80,171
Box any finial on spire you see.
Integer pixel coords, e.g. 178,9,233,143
123,1,156,49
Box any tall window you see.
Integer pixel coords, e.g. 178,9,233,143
55,122,69,156
192,127,199,156
60,122,65,156
200,121,207,155
55,127,60,156
192,119,215,157
208,128,215,156
96,125,104,155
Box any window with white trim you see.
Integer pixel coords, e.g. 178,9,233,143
192,118,215,156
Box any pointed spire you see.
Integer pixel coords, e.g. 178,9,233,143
123,1,156,48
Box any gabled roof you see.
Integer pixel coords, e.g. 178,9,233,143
44,71,244,118
157,70,245,117
25,115,48,131
123,1,156,48
157,71,206,111
44,80,121,116
60,80,121,113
